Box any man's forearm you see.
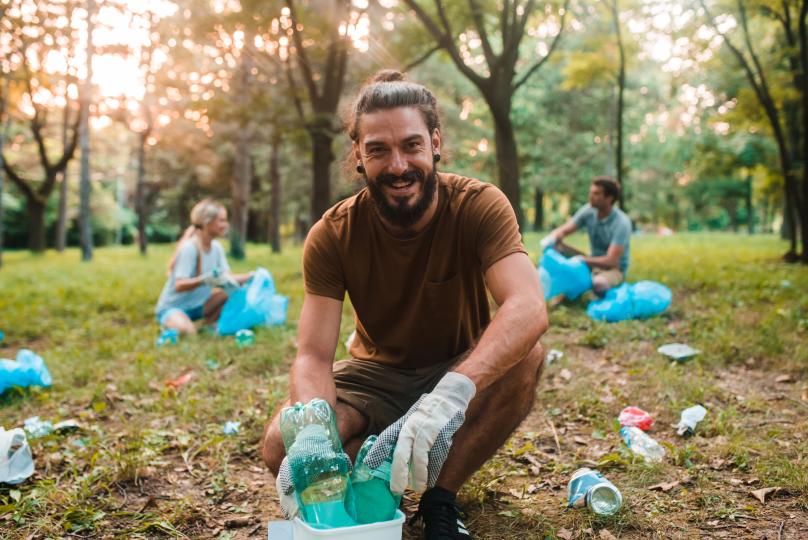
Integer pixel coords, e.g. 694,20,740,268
583,255,618,269
289,355,337,407
453,296,547,392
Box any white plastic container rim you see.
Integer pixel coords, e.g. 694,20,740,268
291,510,405,540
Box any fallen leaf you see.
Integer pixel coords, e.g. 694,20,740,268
557,528,573,540
508,488,524,499
574,436,587,445
599,530,617,540
750,486,782,504
165,371,195,389
527,484,539,494
224,515,253,528
559,368,573,381
775,374,795,383
729,478,743,486
746,477,760,485
649,480,681,492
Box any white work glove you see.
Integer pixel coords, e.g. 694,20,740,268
384,372,476,494
275,457,299,519
200,272,219,287
540,234,558,251
219,273,240,292
201,271,239,290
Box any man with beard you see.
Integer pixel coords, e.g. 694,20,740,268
261,70,548,539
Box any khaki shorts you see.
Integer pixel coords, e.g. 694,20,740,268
592,267,624,289
333,355,462,441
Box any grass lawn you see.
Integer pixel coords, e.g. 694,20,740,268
0,232,806,539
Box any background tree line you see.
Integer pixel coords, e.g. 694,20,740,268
0,0,805,265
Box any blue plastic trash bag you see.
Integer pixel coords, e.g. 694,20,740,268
630,281,673,319
0,350,53,394
217,268,289,335
539,248,592,300
586,281,671,322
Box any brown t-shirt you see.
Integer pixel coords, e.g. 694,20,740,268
303,173,526,368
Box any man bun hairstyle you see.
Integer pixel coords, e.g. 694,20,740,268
347,69,441,142
592,176,620,204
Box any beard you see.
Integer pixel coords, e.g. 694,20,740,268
366,166,438,229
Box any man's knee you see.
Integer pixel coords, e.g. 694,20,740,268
523,340,545,385
592,275,610,294
261,416,285,477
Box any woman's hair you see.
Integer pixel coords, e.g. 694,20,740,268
167,198,225,275
345,70,441,143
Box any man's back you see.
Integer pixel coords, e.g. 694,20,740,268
303,173,525,368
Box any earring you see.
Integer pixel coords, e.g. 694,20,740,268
433,153,441,163
356,164,365,174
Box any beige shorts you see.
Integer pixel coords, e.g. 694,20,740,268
333,355,460,440
592,267,624,288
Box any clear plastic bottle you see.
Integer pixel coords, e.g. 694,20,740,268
350,435,401,523
280,399,356,528
675,405,707,436
619,426,666,462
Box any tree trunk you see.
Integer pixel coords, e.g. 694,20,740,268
55,171,69,251
135,131,148,255
230,50,252,260
0,76,7,268
27,197,47,252
533,187,544,231
55,103,70,252
309,123,334,224
611,0,626,209
745,175,754,234
269,132,282,253
310,124,333,224
489,102,524,229
78,0,95,262
230,130,250,260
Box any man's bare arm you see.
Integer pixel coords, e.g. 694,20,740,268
289,293,343,407
453,252,548,392
583,243,624,270
551,219,578,241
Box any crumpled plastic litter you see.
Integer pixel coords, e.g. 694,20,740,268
657,343,700,362
546,349,564,366
675,405,707,436
156,328,179,347
22,417,80,439
0,427,35,485
222,421,241,435
23,416,53,439
618,406,654,431
204,358,220,370
0,350,53,394
165,371,195,389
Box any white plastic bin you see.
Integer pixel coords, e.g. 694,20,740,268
290,510,405,540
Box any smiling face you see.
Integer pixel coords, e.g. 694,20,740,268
204,208,229,238
354,106,441,231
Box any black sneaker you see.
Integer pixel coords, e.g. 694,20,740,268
414,487,472,539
